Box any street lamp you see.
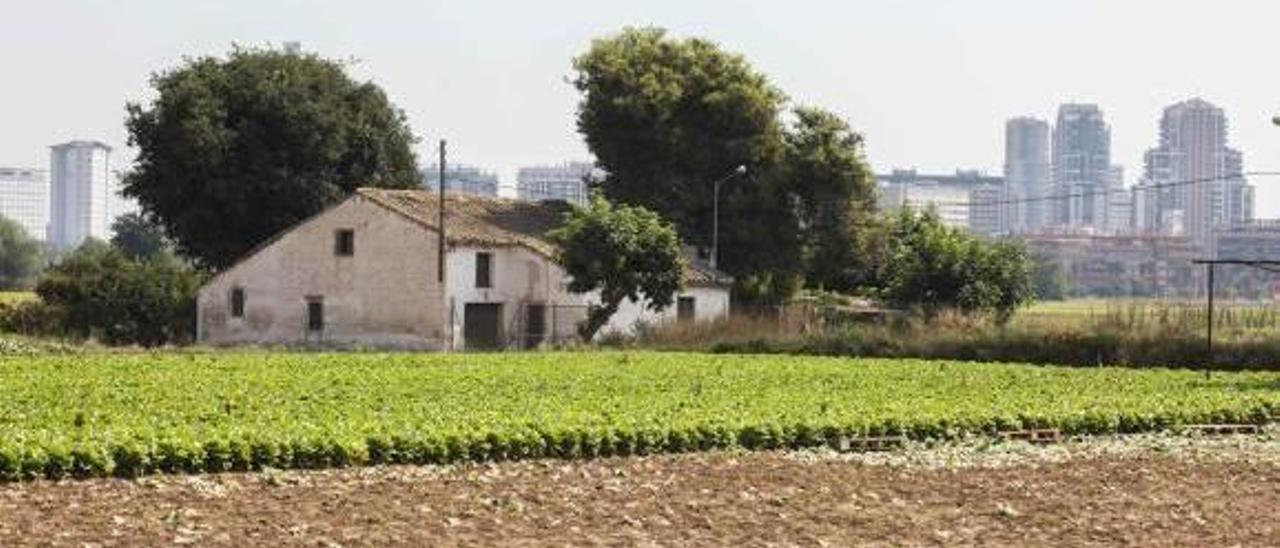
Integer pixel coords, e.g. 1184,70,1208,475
711,165,748,270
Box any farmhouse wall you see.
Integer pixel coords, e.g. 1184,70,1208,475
197,195,445,349
444,245,577,349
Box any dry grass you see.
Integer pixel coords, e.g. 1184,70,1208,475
632,301,1280,371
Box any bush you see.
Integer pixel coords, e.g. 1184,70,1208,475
873,209,1033,323
35,240,202,346
0,298,61,336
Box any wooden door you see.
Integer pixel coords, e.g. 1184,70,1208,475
464,303,503,350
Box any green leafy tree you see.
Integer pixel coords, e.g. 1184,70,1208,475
572,26,785,252
110,212,170,260
782,107,878,292
875,209,1033,323
0,214,43,290
573,29,881,303
124,47,420,268
549,195,684,340
36,240,202,346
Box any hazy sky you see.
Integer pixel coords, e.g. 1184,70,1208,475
3,0,1279,215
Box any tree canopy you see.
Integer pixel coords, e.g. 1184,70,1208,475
572,28,878,303
111,212,170,261
782,107,878,293
0,214,43,290
572,27,785,246
548,195,684,340
874,209,1034,323
124,47,420,269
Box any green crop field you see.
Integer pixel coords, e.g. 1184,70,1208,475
1,352,1278,480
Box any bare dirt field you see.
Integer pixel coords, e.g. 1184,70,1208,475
2,436,1279,547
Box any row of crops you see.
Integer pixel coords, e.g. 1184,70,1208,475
1,352,1278,480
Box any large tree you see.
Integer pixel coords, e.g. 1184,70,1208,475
782,107,878,293
572,27,786,246
0,214,43,290
572,28,879,303
124,47,420,268
548,195,683,340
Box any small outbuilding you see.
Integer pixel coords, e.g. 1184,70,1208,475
196,189,732,350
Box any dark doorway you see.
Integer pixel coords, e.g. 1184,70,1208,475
306,298,324,332
677,296,696,323
464,303,503,350
525,304,547,349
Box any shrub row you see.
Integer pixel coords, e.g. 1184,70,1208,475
3,401,1276,482
1,352,1277,480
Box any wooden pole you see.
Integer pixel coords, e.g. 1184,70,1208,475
1206,262,1214,380
437,140,447,284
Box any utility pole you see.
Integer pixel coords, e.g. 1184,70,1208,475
437,140,447,283
1205,262,1214,380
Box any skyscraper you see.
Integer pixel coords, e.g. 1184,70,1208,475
1051,104,1113,232
1002,117,1051,234
1140,98,1252,247
48,140,120,250
0,168,49,240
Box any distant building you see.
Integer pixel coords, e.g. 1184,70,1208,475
1023,233,1202,298
517,162,596,205
1105,166,1132,234
1211,220,1280,299
0,168,49,240
1139,98,1253,249
1051,104,1118,233
877,169,1003,236
1002,117,1051,234
1215,219,1280,260
48,141,125,250
422,164,500,197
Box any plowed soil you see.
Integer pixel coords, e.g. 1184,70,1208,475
2,441,1278,547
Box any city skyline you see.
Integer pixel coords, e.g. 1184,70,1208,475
2,1,1279,216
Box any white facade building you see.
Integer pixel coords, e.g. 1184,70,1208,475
516,162,597,205
0,168,49,240
48,141,127,250
198,189,732,350
877,169,1003,235
1002,117,1051,234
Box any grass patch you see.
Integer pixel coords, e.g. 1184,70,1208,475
0,351,1277,480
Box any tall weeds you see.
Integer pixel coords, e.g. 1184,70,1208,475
632,302,1280,371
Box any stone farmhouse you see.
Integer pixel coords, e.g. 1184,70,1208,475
196,189,732,350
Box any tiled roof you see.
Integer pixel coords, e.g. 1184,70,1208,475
358,188,572,257
359,188,732,286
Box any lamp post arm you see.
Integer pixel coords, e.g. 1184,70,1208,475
710,165,747,271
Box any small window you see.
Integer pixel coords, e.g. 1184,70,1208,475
334,229,355,256
307,298,324,332
230,287,245,318
677,296,696,323
476,252,493,288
